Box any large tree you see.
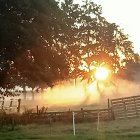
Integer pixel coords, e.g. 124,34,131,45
61,0,137,82
0,0,69,96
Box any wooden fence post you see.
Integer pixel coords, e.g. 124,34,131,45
134,97,138,117
108,98,110,109
9,99,13,112
81,108,84,121
36,105,39,114
17,99,21,113
72,112,76,136
1,97,4,110
107,98,110,120
110,100,115,120
122,98,127,118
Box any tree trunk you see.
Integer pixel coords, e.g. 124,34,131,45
74,79,76,87
23,86,27,100
31,89,34,101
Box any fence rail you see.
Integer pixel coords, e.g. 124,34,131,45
23,108,112,123
0,97,21,113
111,95,140,119
1,94,140,123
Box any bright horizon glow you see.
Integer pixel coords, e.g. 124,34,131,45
95,67,109,81
74,0,140,54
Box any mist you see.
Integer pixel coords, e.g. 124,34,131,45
18,77,140,111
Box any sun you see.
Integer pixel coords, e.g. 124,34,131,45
95,67,109,81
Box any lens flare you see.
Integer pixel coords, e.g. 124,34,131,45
95,67,109,81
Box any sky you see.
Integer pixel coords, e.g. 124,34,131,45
74,0,140,54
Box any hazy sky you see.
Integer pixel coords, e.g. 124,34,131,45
74,0,140,54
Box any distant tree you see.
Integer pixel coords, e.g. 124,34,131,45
120,53,140,81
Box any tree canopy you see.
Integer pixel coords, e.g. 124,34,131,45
60,0,138,81
0,0,139,96
0,0,69,95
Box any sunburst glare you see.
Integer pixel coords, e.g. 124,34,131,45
95,67,109,81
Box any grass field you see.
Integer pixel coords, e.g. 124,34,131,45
1,118,140,140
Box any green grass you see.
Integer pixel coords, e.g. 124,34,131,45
1,118,140,140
